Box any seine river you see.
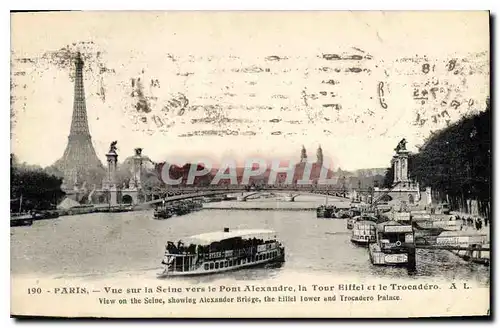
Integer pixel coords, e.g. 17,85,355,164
11,195,490,287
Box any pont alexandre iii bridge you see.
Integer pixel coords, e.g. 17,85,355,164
139,180,429,208
77,138,428,208
74,145,352,208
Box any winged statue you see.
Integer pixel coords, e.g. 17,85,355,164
109,141,118,153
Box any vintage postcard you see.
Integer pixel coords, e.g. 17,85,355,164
10,11,490,318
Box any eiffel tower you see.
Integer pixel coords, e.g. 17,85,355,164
54,52,105,189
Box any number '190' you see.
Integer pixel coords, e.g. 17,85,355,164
28,288,42,294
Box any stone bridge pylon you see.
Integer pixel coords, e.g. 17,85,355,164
101,141,119,206
372,139,431,207
94,143,148,206
119,148,145,205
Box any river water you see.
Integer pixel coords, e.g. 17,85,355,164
10,195,490,287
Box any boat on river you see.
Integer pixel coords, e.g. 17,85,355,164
173,203,190,215
191,199,203,211
10,213,34,227
317,205,334,218
11,195,34,227
347,214,378,229
317,205,343,218
346,217,356,229
154,207,173,220
66,204,96,215
369,221,416,268
317,194,345,219
351,220,377,245
158,228,285,277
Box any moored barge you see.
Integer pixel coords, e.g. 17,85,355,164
369,221,416,269
154,208,173,220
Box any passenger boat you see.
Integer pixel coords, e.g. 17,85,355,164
10,213,34,227
317,194,340,218
173,203,191,216
192,200,203,211
347,217,357,229
10,195,60,226
347,214,378,229
20,210,60,221
67,204,96,215
350,209,362,218
369,221,415,268
10,196,34,227
336,210,352,219
317,205,330,218
159,228,285,277
109,206,134,213
39,210,60,219
317,205,339,218
351,220,377,245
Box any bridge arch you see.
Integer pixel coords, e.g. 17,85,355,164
142,186,350,206
283,191,348,202
236,192,260,201
379,194,393,202
122,194,133,204
98,194,106,204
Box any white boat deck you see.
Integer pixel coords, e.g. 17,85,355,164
182,229,277,245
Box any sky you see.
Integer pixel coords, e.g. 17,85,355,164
10,11,490,171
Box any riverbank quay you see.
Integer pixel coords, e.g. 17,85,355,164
438,230,490,266
437,211,490,265
59,204,135,216
11,204,140,224
17,197,207,222
450,211,490,232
